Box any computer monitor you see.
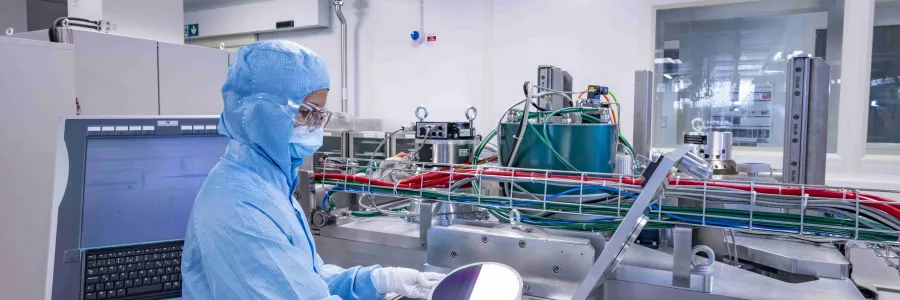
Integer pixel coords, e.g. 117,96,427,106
50,116,227,300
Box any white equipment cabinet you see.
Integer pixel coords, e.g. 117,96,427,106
158,41,229,115
0,37,76,300
8,29,231,115
72,30,160,115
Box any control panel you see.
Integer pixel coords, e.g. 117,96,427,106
415,122,475,140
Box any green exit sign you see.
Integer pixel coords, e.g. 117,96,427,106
184,24,199,37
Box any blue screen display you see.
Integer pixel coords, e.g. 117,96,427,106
80,136,228,249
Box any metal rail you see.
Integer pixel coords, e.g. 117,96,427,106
312,148,900,276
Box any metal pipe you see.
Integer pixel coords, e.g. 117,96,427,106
333,0,349,113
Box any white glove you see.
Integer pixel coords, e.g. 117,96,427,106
372,267,446,299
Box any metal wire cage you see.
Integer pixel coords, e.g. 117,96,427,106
312,151,900,273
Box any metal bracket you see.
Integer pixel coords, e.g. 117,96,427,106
672,226,693,288
572,145,709,299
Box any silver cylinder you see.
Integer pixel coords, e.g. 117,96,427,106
706,131,737,175
614,154,633,175
422,140,475,164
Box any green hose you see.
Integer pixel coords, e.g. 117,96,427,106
316,179,900,241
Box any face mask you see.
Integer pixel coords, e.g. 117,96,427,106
289,126,323,159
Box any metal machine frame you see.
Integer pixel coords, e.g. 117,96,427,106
783,56,830,185
301,62,900,300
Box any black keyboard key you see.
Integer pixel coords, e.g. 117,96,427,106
117,252,125,257
106,259,114,266
87,268,97,276
125,256,134,264
161,252,168,259
139,269,147,277
104,282,114,290
172,274,179,281
97,291,106,300
87,255,97,261
98,267,107,275
110,273,119,281
85,284,95,292
163,282,173,291
165,267,174,274
100,275,110,283
128,284,162,296
98,254,107,260
98,260,106,267
127,271,136,279
148,269,156,277
157,268,165,275
143,254,151,261
115,281,124,289
107,289,116,298
173,259,181,266
109,253,116,258
85,292,97,300
152,276,161,284
134,278,143,287
126,251,134,256
88,260,97,268
152,253,160,260
125,280,133,288
86,276,99,284
118,265,126,273
136,262,145,270
161,275,169,282
116,258,124,265
173,281,180,290
175,266,181,273
117,288,126,297
135,250,143,255
126,264,135,272
142,278,151,286
164,260,172,267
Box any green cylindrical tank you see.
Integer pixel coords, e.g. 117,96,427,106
499,123,617,193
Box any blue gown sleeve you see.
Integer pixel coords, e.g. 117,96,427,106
314,254,382,300
192,200,340,300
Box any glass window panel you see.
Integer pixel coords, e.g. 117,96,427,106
654,0,843,152
868,1,900,153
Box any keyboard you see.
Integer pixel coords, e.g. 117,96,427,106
82,241,183,300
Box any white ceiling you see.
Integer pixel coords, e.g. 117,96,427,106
183,0,272,13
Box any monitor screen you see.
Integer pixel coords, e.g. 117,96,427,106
80,135,228,249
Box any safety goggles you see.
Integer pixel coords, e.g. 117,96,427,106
295,101,332,131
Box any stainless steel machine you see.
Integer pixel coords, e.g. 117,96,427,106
299,62,900,300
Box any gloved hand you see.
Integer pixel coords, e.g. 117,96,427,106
372,267,446,299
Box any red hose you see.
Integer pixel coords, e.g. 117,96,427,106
316,170,900,219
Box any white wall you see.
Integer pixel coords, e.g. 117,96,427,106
0,0,28,35
254,0,654,136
